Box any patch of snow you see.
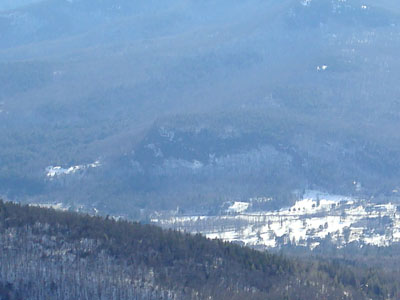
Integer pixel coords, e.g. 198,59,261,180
29,203,69,211
227,202,250,214
363,234,389,247
46,161,101,178
191,160,203,169
317,65,328,71
309,241,320,250
301,0,312,6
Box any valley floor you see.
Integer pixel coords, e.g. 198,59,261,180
152,190,400,250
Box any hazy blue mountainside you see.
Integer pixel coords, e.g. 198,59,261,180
0,0,43,11
1,0,400,216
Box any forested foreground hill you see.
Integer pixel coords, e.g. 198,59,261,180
0,201,399,300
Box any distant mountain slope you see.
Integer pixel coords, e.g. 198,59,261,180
0,0,42,11
0,200,397,300
1,0,400,216
37,110,400,215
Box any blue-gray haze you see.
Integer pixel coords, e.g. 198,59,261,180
1,0,400,217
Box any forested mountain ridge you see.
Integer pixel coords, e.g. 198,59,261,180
2,0,400,217
0,200,398,300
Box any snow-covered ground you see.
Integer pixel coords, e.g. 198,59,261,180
46,161,101,178
151,191,400,250
227,202,249,213
29,202,69,211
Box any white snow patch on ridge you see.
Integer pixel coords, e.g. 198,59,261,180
46,161,101,178
29,202,69,211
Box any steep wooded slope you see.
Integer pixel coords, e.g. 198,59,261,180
0,201,398,300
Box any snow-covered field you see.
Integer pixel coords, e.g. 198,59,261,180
152,191,400,250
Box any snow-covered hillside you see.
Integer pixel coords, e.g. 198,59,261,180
46,161,101,179
152,191,400,250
